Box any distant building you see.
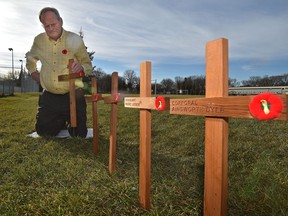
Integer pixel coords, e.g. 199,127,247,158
229,86,288,95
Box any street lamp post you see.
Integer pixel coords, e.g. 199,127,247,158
19,59,23,92
8,48,14,75
19,59,23,73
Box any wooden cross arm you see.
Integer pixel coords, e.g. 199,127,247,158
58,71,85,81
124,96,170,111
104,93,123,104
85,94,103,103
170,95,287,120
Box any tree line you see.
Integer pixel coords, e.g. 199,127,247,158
93,68,288,95
7,67,288,95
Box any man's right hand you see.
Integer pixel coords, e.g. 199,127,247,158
31,71,40,83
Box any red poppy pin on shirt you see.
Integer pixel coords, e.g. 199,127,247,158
249,92,283,120
62,49,68,54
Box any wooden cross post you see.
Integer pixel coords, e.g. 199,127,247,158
170,38,287,216
124,61,169,209
103,72,121,174
85,77,103,154
139,62,152,209
204,38,229,216
91,77,100,154
68,59,77,129
58,59,85,132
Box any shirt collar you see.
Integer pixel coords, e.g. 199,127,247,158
48,28,66,43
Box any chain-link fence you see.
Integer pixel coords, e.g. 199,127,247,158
0,78,15,96
20,72,39,92
0,72,39,96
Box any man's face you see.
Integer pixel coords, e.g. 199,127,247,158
41,11,63,41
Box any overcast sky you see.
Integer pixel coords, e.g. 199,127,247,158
0,0,287,82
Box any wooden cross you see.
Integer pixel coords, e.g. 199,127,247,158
169,38,287,216
124,62,169,209
85,77,103,154
67,59,78,129
59,59,103,153
59,64,122,172
102,72,121,174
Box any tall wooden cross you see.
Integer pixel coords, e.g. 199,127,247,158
169,38,287,216
124,62,169,209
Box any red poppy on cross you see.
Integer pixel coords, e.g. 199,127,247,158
249,92,283,120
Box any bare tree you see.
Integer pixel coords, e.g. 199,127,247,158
161,78,175,93
174,76,184,91
241,74,288,87
229,78,240,87
7,70,20,80
123,69,138,92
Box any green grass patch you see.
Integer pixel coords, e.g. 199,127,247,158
0,93,287,215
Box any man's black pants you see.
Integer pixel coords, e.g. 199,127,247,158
36,89,87,138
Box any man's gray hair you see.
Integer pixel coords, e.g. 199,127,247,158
39,7,61,23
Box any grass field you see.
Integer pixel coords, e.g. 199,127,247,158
0,93,287,215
